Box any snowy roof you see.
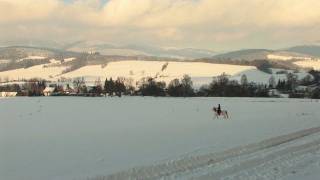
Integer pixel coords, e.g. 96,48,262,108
43,87,55,93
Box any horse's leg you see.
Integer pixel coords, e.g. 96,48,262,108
225,111,229,119
213,112,217,119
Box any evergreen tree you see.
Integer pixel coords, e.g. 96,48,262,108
104,78,115,96
114,77,126,97
240,74,248,86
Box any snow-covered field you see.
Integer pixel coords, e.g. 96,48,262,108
1,97,320,180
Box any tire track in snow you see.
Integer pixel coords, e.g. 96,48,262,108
90,127,320,180
196,137,320,179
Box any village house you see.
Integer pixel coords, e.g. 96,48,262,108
0,91,18,97
268,89,281,97
43,87,55,96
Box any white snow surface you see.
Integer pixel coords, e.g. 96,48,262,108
230,68,310,85
0,60,255,84
63,57,76,62
0,97,320,180
267,54,312,61
61,61,254,80
0,59,10,64
16,56,47,62
0,62,68,80
294,60,320,70
0,60,312,87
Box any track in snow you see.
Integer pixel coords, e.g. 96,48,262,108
90,127,320,180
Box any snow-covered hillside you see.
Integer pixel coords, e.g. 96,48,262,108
0,60,312,87
230,68,310,85
20,56,47,61
0,61,68,80
1,97,319,180
66,41,216,59
294,60,320,70
61,61,255,85
212,49,313,62
0,60,254,84
267,54,312,61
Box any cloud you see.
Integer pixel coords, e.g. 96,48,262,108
0,0,59,23
0,0,319,50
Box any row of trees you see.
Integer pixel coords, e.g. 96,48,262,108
0,78,47,96
133,71,320,98
1,70,319,98
198,74,269,97
131,74,269,97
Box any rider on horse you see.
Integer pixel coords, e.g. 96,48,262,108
213,104,228,119
217,104,221,115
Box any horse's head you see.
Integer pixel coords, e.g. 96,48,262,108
213,107,217,112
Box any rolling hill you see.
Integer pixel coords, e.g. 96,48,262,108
0,44,318,87
286,45,320,57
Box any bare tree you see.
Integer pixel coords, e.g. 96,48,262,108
73,77,85,94
161,62,169,71
269,75,276,88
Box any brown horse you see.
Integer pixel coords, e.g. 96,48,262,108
213,107,229,119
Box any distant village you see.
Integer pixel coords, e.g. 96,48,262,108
0,70,320,99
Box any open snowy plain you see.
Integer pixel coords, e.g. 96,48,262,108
1,97,320,180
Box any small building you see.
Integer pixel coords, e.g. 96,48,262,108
43,87,55,96
295,86,308,92
279,93,290,98
0,92,17,97
268,89,281,97
307,84,320,92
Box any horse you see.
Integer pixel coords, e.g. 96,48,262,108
212,107,229,119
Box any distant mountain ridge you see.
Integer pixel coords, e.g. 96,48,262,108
285,45,320,57
66,41,216,59
0,46,181,73
0,43,319,74
211,45,320,60
0,40,217,59
212,49,274,61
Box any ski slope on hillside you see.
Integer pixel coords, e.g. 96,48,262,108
0,97,319,180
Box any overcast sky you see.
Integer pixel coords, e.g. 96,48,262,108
0,0,319,51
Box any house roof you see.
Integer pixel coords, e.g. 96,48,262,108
43,87,55,92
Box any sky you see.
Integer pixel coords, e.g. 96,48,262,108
0,0,319,51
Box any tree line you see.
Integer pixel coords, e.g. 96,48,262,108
1,70,319,98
